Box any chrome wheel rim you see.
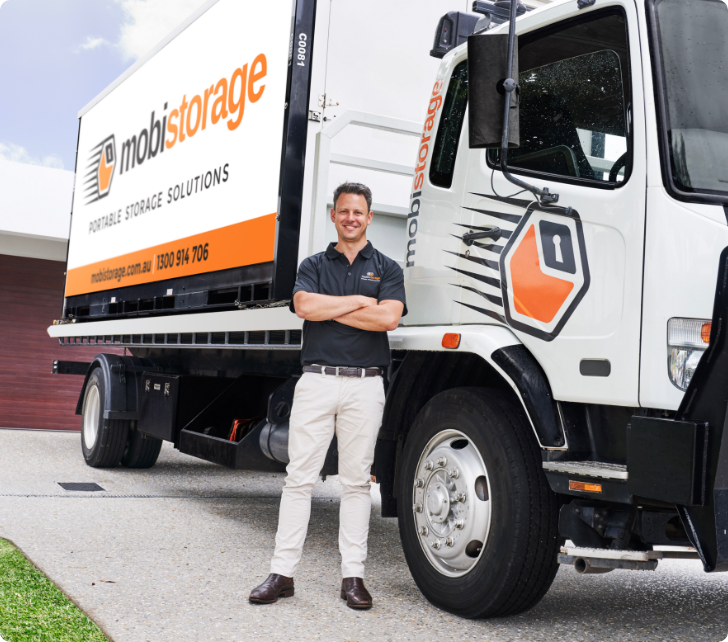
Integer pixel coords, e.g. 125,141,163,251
412,429,492,577
83,384,101,449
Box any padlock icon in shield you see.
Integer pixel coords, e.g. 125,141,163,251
499,206,590,341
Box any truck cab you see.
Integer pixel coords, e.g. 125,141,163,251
406,0,726,409
379,0,728,617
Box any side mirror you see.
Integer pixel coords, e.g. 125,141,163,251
467,32,520,149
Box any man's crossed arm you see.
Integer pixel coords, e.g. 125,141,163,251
293,291,404,332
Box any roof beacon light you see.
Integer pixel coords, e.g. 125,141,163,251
430,11,481,59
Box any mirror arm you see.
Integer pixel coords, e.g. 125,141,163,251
499,0,568,212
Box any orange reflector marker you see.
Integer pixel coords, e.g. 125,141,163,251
442,333,461,349
569,480,602,493
702,322,712,344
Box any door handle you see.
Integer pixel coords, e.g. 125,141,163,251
462,227,501,246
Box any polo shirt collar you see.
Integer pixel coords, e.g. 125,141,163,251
325,243,340,260
325,241,374,261
359,241,374,259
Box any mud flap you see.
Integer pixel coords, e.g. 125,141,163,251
676,246,728,571
74,353,158,422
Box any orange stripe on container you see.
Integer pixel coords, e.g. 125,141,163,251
65,213,276,297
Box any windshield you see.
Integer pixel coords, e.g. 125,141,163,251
653,0,728,197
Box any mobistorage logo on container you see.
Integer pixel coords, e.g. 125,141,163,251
83,53,267,204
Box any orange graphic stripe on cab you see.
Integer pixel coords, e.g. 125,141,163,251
65,213,276,297
510,224,573,324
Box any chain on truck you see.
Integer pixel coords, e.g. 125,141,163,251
48,0,728,619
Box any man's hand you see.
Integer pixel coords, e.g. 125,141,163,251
293,291,377,321
334,300,404,332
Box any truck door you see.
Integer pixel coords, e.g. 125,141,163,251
457,2,646,406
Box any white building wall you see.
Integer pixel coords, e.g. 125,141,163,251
0,158,74,261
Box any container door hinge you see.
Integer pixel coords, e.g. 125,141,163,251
318,93,339,109
308,110,322,122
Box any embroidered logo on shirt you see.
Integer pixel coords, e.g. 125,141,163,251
361,272,380,282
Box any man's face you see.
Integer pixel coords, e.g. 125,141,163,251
331,193,372,244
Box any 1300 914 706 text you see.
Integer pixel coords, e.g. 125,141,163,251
156,243,209,271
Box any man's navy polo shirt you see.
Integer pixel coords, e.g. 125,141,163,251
289,241,407,370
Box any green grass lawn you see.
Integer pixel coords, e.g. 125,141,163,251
0,539,108,642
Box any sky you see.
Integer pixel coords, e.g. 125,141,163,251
0,0,208,171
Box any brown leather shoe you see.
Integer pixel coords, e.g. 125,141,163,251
249,573,294,604
340,577,372,610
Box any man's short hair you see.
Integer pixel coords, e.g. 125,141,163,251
333,182,372,212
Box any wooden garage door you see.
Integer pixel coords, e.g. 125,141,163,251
0,254,123,430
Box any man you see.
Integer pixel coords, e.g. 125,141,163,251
249,182,406,610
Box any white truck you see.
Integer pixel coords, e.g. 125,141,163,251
50,0,728,619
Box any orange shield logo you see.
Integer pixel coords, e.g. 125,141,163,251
84,135,116,203
500,205,590,341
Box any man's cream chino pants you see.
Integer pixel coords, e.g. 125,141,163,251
269,371,385,579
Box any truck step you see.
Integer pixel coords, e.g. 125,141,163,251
558,546,698,573
560,545,699,561
543,460,628,480
179,422,286,473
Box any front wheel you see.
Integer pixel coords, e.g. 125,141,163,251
397,388,560,618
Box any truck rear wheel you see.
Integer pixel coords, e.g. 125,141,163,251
397,388,560,618
81,368,129,468
121,425,162,469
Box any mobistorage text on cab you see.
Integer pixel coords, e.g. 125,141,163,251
116,53,266,176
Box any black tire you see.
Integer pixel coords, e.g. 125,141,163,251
397,387,560,618
81,368,130,468
121,425,162,469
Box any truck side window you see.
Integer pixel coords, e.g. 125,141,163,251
430,61,468,189
489,10,632,185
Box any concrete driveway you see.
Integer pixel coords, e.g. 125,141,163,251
0,428,727,642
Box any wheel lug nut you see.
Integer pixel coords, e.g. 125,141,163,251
445,537,454,547
424,460,434,470
414,478,424,488
448,468,459,479
432,540,442,550
457,492,467,502
455,519,465,529
436,456,447,467
419,526,428,536
413,502,423,513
